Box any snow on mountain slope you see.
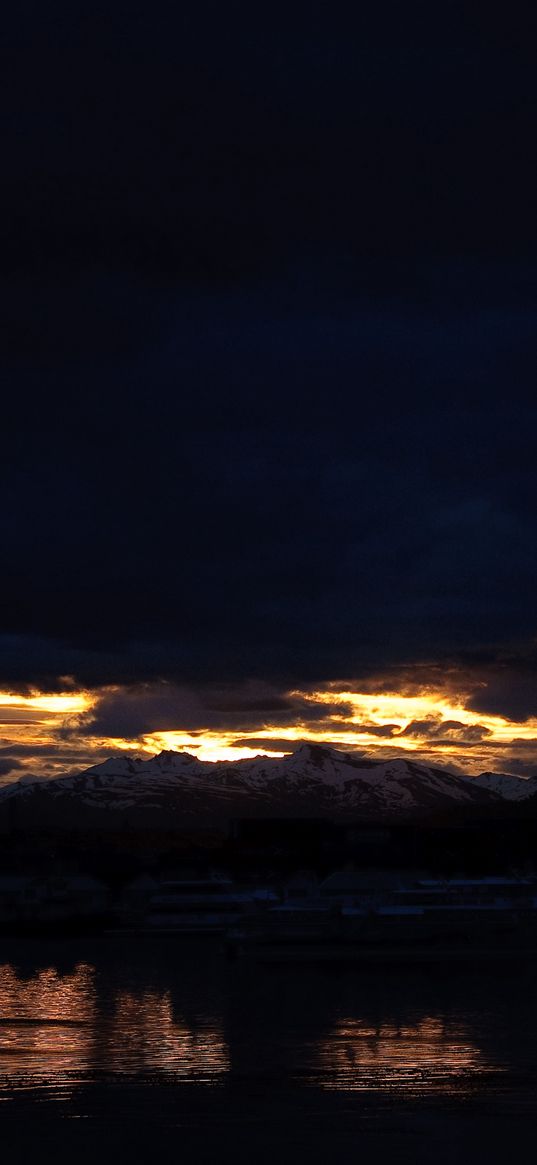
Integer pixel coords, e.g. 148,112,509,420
0,744,500,828
470,771,537,801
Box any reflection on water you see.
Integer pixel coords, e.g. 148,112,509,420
0,964,96,1096
0,961,228,1095
105,990,229,1081
303,1015,502,1095
0,947,520,1109
0,947,534,1165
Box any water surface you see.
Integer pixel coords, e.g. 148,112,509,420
0,935,535,1162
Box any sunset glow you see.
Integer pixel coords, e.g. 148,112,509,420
141,734,287,763
291,688,537,744
1,678,537,784
0,690,95,716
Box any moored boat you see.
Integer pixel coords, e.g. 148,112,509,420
226,875,537,962
145,875,276,933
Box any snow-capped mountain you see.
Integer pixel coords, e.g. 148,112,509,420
470,771,537,801
0,744,500,829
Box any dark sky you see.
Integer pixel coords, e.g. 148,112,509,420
2,3,537,739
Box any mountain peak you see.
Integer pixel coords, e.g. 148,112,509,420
472,770,537,801
290,742,356,763
0,746,501,829
288,742,334,761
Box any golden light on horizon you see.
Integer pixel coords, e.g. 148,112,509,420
0,690,95,716
3,678,537,781
291,688,537,745
0,689,101,785
140,731,287,763
109,683,537,771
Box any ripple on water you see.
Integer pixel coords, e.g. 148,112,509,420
0,962,228,1097
296,1015,505,1096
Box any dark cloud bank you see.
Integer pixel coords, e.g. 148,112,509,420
2,4,537,729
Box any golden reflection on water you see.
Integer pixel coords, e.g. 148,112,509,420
0,964,228,1095
104,990,229,1081
0,963,96,1096
0,963,504,1100
305,1016,502,1095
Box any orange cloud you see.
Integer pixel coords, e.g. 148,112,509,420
2,678,537,782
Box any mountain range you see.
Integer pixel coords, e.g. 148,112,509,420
471,771,537,801
1,743,531,830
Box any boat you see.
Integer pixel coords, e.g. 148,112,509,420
143,875,276,934
225,875,537,962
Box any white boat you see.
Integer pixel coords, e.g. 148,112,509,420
146,876,275,933
226,874,537,961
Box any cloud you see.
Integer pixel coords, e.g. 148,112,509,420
67,680,354,741
1,262,536,700
0,758,23,778
466,663,537,723
2,10,537,782
3,4,537,277
400,719,491,743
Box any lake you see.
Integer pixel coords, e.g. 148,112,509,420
0,934,536,1163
